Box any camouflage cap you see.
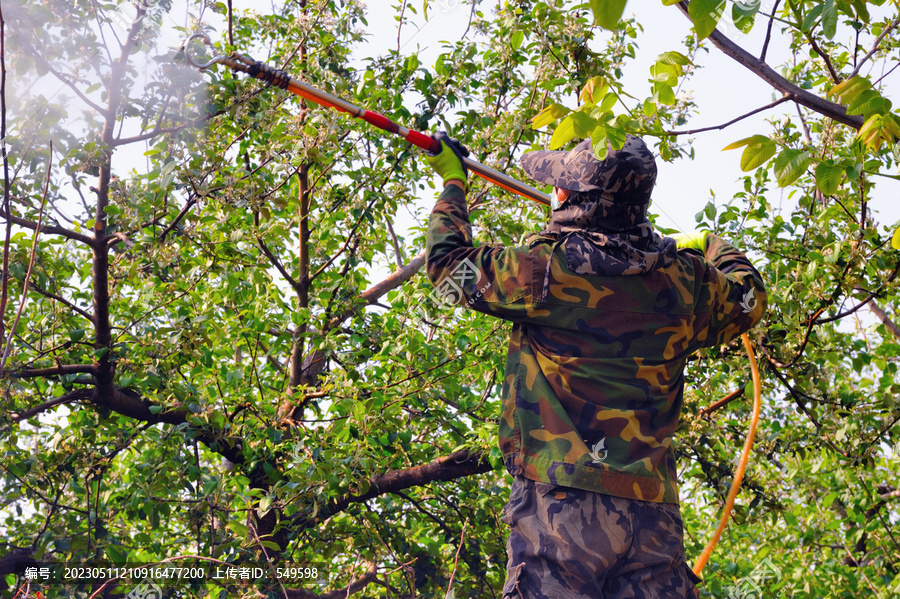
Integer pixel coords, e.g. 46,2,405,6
521,135,657,206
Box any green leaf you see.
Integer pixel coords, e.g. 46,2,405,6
726,135,776,172
850,0,870,23
606,125,627,150
590,0,628,30
846,89,889,116
891,226,900,250
510,30,524,51
722,136,755,151
580,76,609,104
572,112,597,138
598,92,618,113
733,1,760,33
689,0,726,39
106,544,127,565
228,520,249,538
657,51,690,66
654,83,676,106
801,4,824,32
650,64,679,86
773,149,811,187
591,126,609,160
821,0,837,38
69,329,86,342
815,161,844,195
549,114,576,149
827,75,871,103
532,103,570,130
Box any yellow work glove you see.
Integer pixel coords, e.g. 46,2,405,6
424,131,470,189
672,231,709,252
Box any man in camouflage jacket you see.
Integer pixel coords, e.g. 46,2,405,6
424,133,767,599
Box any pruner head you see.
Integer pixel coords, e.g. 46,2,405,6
183,33,224,69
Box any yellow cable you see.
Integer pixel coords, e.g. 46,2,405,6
692,332,762,577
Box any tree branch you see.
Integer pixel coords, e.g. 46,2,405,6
849,18,900,79
815,265,900,325
284,563,379,599
294,450,492,530
330,250,426,328
759,0,781,63
13,364,96,378
257,235,303,295
113,109,228,147
677,1,864,129
805,33,841,83
865,298,900,340
666,95,792,136
9,388,92,422
1,151,50,372
0,207,95,246
27,282,94,322
699,387,745,416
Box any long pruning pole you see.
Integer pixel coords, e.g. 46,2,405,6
184,34,550,206
184,33,761,578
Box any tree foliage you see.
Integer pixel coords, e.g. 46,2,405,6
1,0,899,597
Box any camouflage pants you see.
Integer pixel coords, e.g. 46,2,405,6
501,476,701,599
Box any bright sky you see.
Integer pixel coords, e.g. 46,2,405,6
356,1,900,234
104,0,899,236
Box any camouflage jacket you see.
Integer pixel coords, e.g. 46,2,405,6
426,185,767,503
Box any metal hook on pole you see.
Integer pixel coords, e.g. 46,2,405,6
183,33,226,70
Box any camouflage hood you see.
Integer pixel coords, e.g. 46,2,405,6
521,135,676,276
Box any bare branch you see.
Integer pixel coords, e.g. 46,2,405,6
284,563,379,599
293,450,492,530
9,388,92,422
805,34,841,83
385,217,405,268
0,208,95,246
816,265,900,325
666,95,792,136
0,0,10,347
865,298,900,340
849,18,900,79
676,1,864,129
257,235,303,295
699,387,745,416
13,364,96,379
330,250,426,329
158,197,197,241
113,108,228,146
33,54,108,116
27,282,94,323
1,145,50,372
759,0,781,63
